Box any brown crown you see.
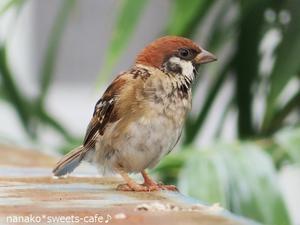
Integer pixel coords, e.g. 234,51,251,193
135,36,201,68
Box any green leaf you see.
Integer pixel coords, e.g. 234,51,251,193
0,82,5,99
178,142,291,225
154,149,193,183
165,0,214,37
203,0,238,52
0,0,24,16
97,0,148,85
184,60,231,145
37,0,76,107
234,0,271,138
0,45,32,134
265,91,300,134
183,0,237,145
179,148,228,205
264,0,300,129
274,127,300,165
0,0,77,142
38,108,77,143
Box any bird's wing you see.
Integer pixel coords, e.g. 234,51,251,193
83,73,126,148
82,66,152,149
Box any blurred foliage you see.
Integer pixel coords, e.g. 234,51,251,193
178,143,290,225
273,127,300,167
0,0,24,16
0,0,78,143
1,0,300,224
155,127,300,225
97,0,148,85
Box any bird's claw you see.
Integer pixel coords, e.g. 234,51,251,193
116,183,178,192
116,183,158,192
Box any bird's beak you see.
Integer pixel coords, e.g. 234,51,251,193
194,49,217,64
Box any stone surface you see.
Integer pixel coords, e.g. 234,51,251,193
0,145,257,225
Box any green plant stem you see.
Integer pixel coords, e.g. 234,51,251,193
37,108,77,143
0,84,5,99
0,46,74,141
0,45,32,135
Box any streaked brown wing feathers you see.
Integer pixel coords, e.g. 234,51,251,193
82,67,152,148
83,75,126,147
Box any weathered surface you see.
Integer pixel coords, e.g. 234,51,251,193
0,145,257,225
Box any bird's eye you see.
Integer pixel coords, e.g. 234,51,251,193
178,48,192,59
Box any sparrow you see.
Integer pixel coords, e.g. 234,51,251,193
53,36,216,192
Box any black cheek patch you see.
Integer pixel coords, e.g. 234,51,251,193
166,61,182,74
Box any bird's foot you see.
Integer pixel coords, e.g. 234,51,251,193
142,181,178,192
116,182,178,192
156,184,178,191
115,169,178,192
116,183,159,192
141,170,178,192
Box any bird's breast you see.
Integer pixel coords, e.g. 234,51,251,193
141,73,192,120
110,112,183,172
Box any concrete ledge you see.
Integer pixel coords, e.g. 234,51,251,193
0,145,258,225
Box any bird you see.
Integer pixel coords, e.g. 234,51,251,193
53,36,217,192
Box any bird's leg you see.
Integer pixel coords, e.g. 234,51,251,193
116,169,150,192
141,170,178,191
141,170,158,186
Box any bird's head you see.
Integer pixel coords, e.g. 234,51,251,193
136,36,217,80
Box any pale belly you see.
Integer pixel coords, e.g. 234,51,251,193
93,115,183,173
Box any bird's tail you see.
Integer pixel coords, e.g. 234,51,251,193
52,146,85,177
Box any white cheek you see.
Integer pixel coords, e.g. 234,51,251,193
169,57,194,80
